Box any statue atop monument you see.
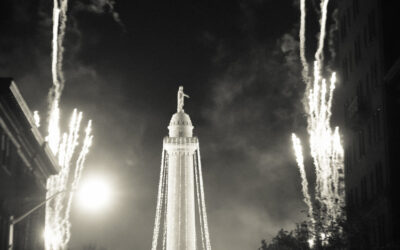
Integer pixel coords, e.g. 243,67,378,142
177,86,189,112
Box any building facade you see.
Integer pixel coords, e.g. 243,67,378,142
0,78,58,249
334,0,400,248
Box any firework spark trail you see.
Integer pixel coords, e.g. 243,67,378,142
308,67,342,226
51,0,60,97
299,0,309,84
67,111,82,163
47,101,61,154
152,150,167,250
45,111,92,250
315,0,330,69
293,0,345,245
50,0,68,100
46,0,95,249
291,134,315,229
64,120,93,243
48,0,69,154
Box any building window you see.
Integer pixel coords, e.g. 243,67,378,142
370,172,375,196
357,80,364,101
1,130,12,173
375,161,383,192
371,221,377,246
354,35,362,65
346,145,353,173
348,51,354,73
371,59,379,87
363,25,368,47
358,129,366,157
347,188,353,209
368,10,377,42
367,121,373,146
373,109,382,142
365,73,371,98
376,109,382,139
340,13,347,41
342,58,348,81
378,214,386,246
361,177,367,204
354,187,359,207
352,138,357,164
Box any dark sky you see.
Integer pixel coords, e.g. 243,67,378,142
0,0,326,249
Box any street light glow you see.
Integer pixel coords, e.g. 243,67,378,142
77,176,111,212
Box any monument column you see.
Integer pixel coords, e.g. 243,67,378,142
151,86,211,250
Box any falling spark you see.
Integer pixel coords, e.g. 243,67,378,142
299,0,309,84
291,134,315,228
45,112,93,250
44,0,94,250
48,0,69,153
34,111,41,128
292,0,345,247
314,0,330,68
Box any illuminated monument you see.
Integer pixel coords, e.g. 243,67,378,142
151,87,211,250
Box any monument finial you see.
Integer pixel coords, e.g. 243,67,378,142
177,86,189,112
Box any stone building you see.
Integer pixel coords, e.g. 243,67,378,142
334,0,400,248
0,78,58,249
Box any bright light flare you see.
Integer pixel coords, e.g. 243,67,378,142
33,111,41,128
77,176,111,211
292,0,345,247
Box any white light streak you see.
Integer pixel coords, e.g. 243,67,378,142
34,111,41,128
315,0,330,68
45,113,93,250
299,0,309,84
291,134,315,230
292,0,345,247
45,0,94,249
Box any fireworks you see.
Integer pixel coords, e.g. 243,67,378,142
292,0,345,246
45,111,93,250
44,0,94,249
291,134,315,237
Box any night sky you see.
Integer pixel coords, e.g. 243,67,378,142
0,0,327,249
